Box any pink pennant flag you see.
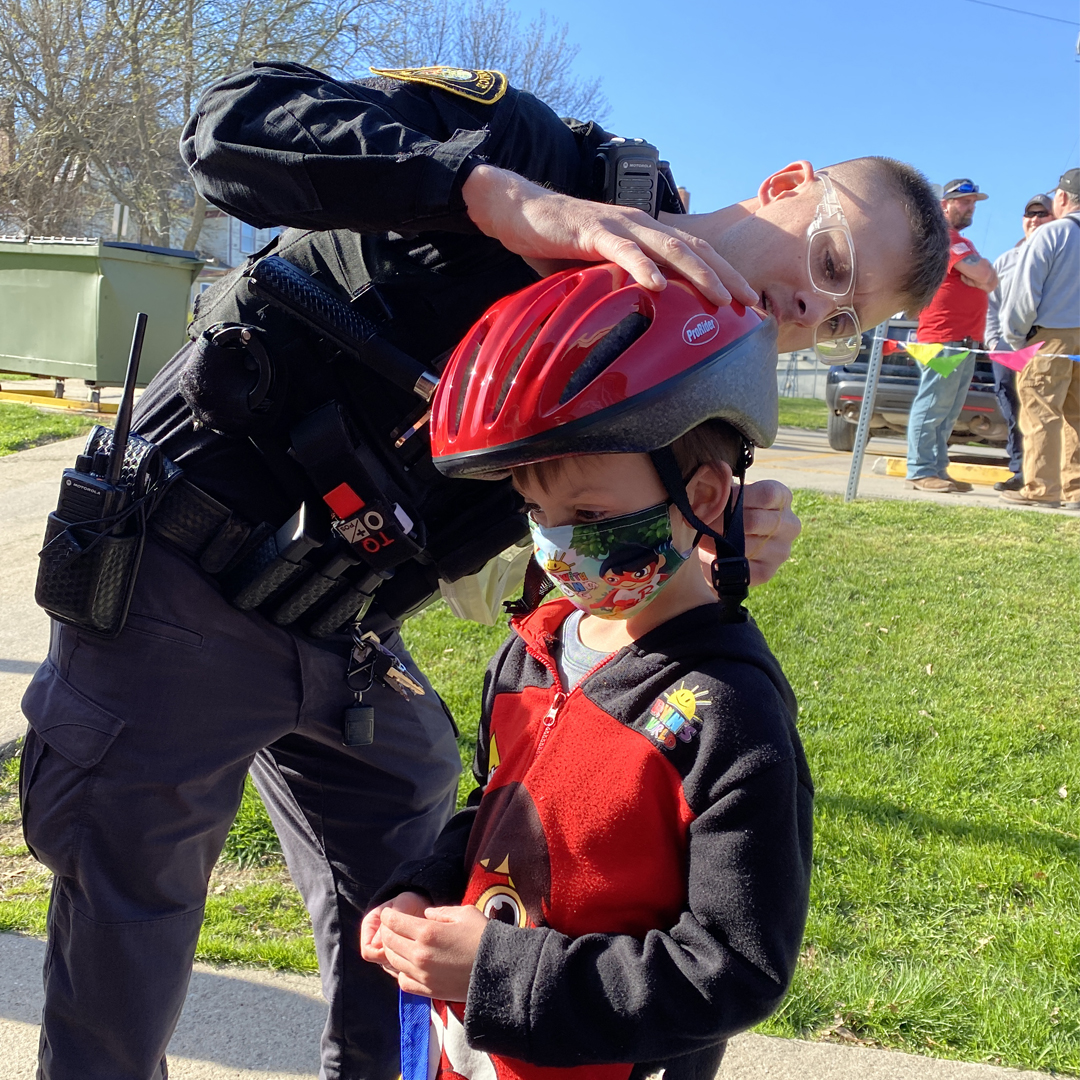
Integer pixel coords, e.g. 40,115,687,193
988,341,1044,372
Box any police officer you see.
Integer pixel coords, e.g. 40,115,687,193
21,61,947,1080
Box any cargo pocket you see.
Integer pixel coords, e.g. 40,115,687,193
21,659,125,768
19,659,125,878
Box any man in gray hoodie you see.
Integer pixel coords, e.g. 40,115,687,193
1000,169,1080,509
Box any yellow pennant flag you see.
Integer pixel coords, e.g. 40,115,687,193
906,343,944,365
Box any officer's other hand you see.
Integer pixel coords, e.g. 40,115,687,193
463,164,757,309
697,479,801,587
360,890,430,974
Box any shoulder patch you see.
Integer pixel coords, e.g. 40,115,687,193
369,66,508,104
644,681,711,750
951,242,971,256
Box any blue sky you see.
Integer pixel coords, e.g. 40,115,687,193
513,0,1079,264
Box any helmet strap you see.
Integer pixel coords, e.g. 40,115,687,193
649,446,750,619
504,554,555,618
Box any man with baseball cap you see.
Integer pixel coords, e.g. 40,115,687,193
1000,169,1080,509
984,192,1056,490
906,179,998,492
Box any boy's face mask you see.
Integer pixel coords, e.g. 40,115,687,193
527,503,692,619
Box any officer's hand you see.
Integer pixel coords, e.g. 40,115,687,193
360,891,430,973
377,904,488,1002
742,480,801,587
463,164,757,308
697,479,800,587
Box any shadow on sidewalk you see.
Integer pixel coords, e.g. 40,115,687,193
0,932,325,1073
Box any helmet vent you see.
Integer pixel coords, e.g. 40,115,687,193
559,312,650,405
492,318,548,418
454,340,483,434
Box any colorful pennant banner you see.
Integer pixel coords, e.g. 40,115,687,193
875,339,1080,377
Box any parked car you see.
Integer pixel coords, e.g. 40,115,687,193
824,319,1008,452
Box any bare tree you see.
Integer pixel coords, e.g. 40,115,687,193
376,0,606,120
0,0,606,246
0,0,393,243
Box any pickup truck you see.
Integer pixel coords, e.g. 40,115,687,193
823,319,1008,451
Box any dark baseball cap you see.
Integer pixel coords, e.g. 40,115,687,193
1058,168,1080,197
942,178,988,201
1024,193,1053,215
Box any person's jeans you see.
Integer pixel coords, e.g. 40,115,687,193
906,350,978,479
992,360,1023,475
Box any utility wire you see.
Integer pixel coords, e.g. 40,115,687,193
960,0,1079,25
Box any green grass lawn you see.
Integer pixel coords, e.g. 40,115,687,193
777,395,829,430
1,493,1076,1072
0,401,97,456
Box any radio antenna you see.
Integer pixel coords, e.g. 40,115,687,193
106,312,148,486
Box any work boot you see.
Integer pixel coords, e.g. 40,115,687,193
999,489,1060,508
994,474,1024,492
910,477,960,493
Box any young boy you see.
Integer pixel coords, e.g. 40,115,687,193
361,265,813,1080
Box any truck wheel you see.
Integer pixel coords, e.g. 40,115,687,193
827,410,857,451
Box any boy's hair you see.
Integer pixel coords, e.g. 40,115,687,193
825,156,950,315
511,419,745,494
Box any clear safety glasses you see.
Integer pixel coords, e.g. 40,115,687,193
808,173,862,363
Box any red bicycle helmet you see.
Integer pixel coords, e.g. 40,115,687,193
430,262,778,479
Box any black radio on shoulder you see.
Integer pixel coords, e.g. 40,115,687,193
596,138,663,218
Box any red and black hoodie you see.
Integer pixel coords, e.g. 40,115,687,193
376,598,813,1080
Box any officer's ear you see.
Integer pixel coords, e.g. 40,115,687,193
757,161,816,206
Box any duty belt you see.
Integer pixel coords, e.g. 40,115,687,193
150,479,386,638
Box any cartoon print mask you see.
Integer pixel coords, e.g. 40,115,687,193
528,503,692,619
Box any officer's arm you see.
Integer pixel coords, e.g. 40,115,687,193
462,164,757,308
182,61,501,234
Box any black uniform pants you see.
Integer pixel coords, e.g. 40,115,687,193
20,537,461,1080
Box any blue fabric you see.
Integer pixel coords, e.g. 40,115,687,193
906,351,979,479
400,991,430,1080
991,361,1023,475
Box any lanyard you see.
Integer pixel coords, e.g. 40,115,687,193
400,990,430,1080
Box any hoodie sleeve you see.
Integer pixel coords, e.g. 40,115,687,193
462,672,813,1065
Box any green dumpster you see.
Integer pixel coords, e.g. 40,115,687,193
0,238,204,386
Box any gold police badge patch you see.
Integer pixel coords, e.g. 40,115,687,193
369,66,508,104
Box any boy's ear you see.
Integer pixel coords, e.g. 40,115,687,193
757,160,816,206
682,462,733,539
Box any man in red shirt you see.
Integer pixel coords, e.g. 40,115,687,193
906,179,999,492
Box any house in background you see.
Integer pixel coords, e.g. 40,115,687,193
192,207,282,296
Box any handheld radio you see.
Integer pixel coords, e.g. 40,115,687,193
36,313,179,636
54,313,148,526
596,138,664,218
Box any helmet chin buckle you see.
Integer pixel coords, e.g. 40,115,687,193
710,556,750,604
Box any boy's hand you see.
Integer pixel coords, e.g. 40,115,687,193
699,479,801,587
360,891,430,973
377,904,488,1002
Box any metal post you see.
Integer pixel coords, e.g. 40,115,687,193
845,320,888,502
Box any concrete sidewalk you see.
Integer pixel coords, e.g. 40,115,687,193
0,429,1062,1079
0,933,1052,1080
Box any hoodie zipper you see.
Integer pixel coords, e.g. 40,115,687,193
526,635,621,759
